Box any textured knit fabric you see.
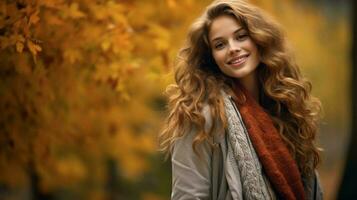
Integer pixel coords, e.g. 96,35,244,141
232,83,306,200
170,91,323,200
224,92,276,199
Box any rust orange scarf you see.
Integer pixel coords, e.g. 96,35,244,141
233,82,306,200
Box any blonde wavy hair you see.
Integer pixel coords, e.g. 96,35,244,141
159,0,322,178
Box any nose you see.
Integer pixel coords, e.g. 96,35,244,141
228,40,241,54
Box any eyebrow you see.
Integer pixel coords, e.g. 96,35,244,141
210,27,245,43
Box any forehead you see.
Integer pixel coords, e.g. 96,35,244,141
208,15,243,41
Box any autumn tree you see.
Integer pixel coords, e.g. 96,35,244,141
0,0,209,199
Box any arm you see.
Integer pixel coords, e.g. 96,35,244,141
171,106,214,200
171,128,213,200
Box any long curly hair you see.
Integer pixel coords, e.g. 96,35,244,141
159,0,322,178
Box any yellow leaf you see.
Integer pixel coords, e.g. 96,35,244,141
27,40,42,56
90,4,107,20
29,10,40,26
101,40,111,51
16,41,24,53
15,34,25,43
67,3,86,19
148,24,170,51
9,34,25,44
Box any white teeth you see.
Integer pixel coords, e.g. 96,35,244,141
230,55,247,64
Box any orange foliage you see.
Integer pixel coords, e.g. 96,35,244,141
0,0,209,198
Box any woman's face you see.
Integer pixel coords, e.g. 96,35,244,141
208,15,260,82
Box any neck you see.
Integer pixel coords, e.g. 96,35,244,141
237,72,260,102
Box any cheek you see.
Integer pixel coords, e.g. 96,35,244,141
212,51,225,65
249,42,259,57
247,44,259,63
252,48,260,63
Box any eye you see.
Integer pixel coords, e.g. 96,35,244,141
214,42,225,50
236,33,248,41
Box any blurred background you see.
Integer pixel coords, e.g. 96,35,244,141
0,0,352,199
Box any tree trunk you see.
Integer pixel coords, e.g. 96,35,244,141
29,160,53,200
337,0,357,199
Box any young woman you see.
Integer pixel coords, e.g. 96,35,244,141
159,0,323,199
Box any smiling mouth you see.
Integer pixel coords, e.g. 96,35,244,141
227,54,249,66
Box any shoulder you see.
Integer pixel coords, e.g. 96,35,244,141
172,90,232,149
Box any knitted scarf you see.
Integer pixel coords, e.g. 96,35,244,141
232,83,306,200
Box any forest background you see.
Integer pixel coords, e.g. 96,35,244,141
0,0,350,199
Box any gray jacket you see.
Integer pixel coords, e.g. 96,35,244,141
171,94,323,200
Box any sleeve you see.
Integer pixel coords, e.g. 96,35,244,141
171,106,214,200
314,170,323,200
171,128,213,200
303,169,324,200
